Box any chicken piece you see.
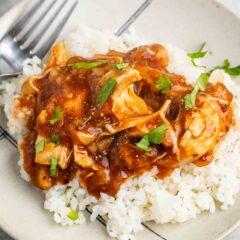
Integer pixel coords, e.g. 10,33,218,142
95,49,127,60
97,67,141,91
87,136,115,154
112,84,152,120
45,42,70,69
37,110,48,124
134,65,191,97
58,147,72,169
21,76,40,95
98,67,152,120
62,90,87,114
179,93,232,165
35,135,71,169
105,100,173,139
35,166,53,190
128,44,169,68
74,145,97,169
93,54,123,64
96,136,114,152
73,130,98,146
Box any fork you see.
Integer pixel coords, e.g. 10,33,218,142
0,0,77,78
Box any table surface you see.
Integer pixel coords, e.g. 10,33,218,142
0,0,240,239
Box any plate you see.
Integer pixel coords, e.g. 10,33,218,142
1,0,240,239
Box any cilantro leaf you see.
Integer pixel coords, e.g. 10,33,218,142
155,76,172,93
187,42,208,67
226,65,240,76
197,73,209,91
136,135,151,152
148,124,168,144
136,124,168,152
208,59,240,76
183,73,209,110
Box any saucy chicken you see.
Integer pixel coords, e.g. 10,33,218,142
18,42,233,197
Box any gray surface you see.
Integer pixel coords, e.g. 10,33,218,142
0,0,16,232
0,0,19,17
0,0,240,240
0,0,20,238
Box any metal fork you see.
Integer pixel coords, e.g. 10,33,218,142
0,0,77,78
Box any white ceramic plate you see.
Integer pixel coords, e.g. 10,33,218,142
1,0,240,239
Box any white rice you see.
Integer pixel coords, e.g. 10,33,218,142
1,25,240,240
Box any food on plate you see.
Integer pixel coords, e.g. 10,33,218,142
17,42,233,198
1,26,240,240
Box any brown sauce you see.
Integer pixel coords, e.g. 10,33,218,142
18,44,233,198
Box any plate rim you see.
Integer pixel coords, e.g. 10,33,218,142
1,1,240,240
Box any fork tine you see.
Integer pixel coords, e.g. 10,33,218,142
8,0,44,37
35,0,78,58
17,0,58,46
25,0,68,52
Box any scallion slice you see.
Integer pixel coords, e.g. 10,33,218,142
69,61,106,69
50,106,62,125
35,139,45,153
50,156,58,177
96,77,117,105
67,210,79,221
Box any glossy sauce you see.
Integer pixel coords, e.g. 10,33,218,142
19,44,233,197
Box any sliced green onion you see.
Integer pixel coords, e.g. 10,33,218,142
155,76,172,93
113,62,129,70
50,106,62,125
69,61,106,69
67,210,79,221
50,134,60,146
96,77,117,105
50,156,58,177
35,139,45,153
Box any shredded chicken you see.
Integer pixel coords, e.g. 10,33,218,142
17,43,233,197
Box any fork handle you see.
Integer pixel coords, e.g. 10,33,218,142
0,72,22,80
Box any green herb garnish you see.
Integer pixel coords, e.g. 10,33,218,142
187,42,208,67
183,73,209,110
35,139,45,153
50,156,58,177
155,76,172,93
136,124,168,152
136,135,152,152
208,59,240,76
50,106,62,125
50,134,60,146
148,125,168,144
96,77,117,105
67,210,79,221
69,61,106,69
113,62,129,70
